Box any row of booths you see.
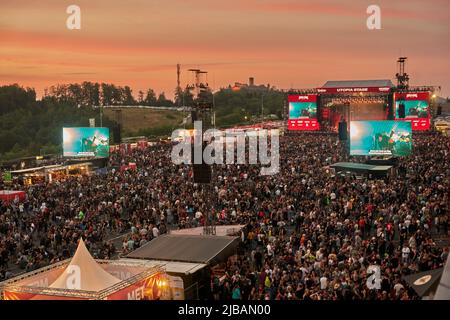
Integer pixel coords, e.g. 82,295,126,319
3,157,110,186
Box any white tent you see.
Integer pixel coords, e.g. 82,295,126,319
50,238,121,291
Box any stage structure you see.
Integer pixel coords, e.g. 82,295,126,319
0,239,181,300
286,57,440,133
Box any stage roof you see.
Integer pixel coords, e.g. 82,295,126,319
330,162,392,177
126,234,239,264
50,238,121,291
331,162,391,171
322,79,394,88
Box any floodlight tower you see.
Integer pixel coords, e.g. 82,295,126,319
188,69,208,97
396,57,410,90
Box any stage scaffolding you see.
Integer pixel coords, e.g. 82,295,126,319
0,259,165,300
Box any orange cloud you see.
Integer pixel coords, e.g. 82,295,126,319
0,0,449,98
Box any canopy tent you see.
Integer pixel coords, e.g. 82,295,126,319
0,238,170,300
50,238,121,291
0,190,26,202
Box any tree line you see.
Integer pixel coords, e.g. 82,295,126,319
0,83,285,161
45,82,174,107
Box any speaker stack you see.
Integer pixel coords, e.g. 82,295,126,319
192,141,212,184
387,94,395,120
398,103,406,118
338,121,348,141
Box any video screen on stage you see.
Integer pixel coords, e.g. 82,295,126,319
395,100,429,118
394,92,430,131
289,102,317,119
288,95,319,130
63,127,110,158
350,121,412,157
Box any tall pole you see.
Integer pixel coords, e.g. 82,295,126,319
99,84,103,127
177,64,181,107
261,94,264,120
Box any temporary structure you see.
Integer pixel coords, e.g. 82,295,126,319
0,238,175,300
50,238,121,291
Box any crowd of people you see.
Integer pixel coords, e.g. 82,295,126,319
212,132,449,300
0,130,449,301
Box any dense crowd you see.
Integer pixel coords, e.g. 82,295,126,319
0,131,449,301
213,132,449,300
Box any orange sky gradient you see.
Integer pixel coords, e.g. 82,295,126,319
1,0,449,99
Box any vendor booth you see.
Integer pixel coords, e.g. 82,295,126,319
10,163,92,185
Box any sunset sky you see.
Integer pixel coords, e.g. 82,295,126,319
1,0,449,98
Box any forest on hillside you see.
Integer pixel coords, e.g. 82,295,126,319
0,83,285,161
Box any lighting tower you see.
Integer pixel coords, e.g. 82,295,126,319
396,57,410,90
186,68,216,236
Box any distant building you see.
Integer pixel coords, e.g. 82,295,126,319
228,77,269,92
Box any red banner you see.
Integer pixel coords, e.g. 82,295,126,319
396,119,430,131
317,87,391,94
288,94,317,102
394,92,430,101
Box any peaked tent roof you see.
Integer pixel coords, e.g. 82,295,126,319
50,238,121,292
321,79,394,88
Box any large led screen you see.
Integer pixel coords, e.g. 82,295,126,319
288,95,319,131
63,127,110,158
289,102,317,119
395,100,429,118
350,121,412,157
394,92,430,131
